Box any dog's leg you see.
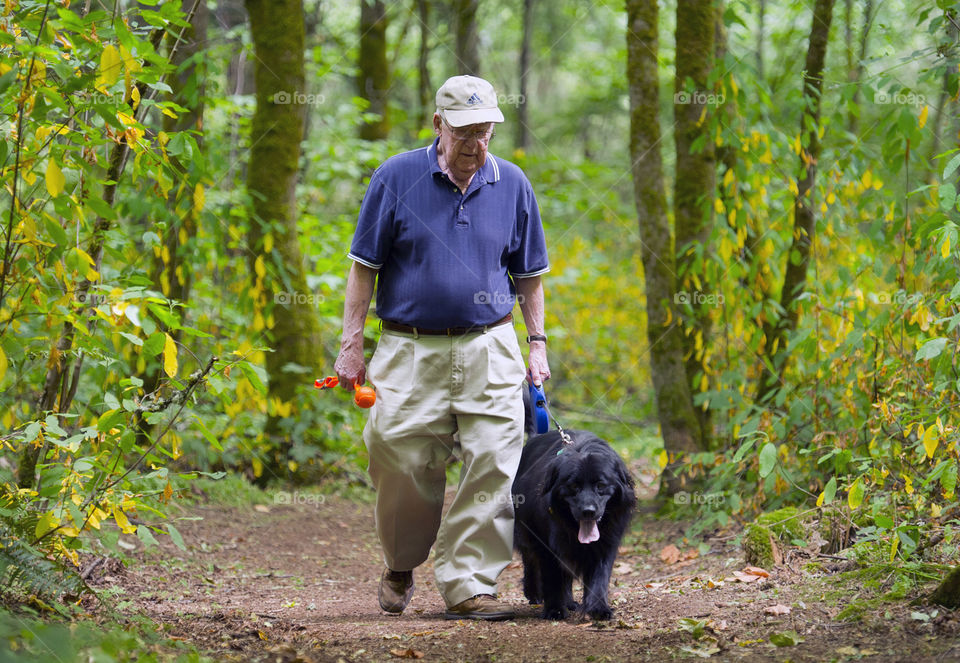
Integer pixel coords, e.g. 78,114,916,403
581,551,615,620
539,555,572,620
519,546,543,604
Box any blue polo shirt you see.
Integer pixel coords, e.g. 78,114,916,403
348,139,549,328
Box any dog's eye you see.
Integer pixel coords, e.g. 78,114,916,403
595,481,608,491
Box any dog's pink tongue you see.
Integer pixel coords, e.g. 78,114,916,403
578,519,600,544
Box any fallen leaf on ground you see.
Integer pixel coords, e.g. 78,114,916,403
389,648,424,659
742,566,769,577
253,505,270,513
661,544,682,564
614,561,633,575
769,631,803,647
726,571,763,583
764,604,791,615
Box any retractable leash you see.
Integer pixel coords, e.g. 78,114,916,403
314,376,377,408
528,382,573,447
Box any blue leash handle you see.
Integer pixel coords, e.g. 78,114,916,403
528,382,550,434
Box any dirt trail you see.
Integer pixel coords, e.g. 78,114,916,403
92,484,960,662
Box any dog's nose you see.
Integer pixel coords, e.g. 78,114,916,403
581,507,597,519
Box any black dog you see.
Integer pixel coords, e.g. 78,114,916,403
512,430,636,620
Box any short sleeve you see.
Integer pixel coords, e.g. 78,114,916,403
508,179,549,277
348,169,395,269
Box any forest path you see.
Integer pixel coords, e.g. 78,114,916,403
93,481,959,662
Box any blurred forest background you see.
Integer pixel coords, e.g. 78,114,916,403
1,0,960,651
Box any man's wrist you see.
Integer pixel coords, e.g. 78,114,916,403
526,334,547,344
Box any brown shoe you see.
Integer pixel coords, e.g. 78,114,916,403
378,568,414,614
444,594,514,621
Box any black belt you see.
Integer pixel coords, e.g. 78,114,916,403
382,313,512,336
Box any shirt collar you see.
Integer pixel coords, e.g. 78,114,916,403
426,138,501,186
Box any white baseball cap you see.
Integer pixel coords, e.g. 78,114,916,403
436,75,505,127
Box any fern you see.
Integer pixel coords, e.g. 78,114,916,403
0,520,86,602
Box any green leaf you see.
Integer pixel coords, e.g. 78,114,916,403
938,183,956,211
758,442,777,478
848,477,865,509
143,331,165,357
97,409,125,433
137,524,159,547
942,462,958,496
769,631,803,647
943,152,960,180
916,337,948,361
165,523,186,551
822,477,838,505
238,361,268,394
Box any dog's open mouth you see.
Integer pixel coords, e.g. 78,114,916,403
578,519,600,544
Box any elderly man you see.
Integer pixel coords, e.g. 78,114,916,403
334,75,550,620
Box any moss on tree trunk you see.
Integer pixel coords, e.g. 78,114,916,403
358,0,390,140
245,0,322,481
673,0,716,448
626,0,704,496
757,0,835,403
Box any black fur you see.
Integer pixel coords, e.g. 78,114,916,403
512,430,636,620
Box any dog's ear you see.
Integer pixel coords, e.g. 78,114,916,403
541,460,560,499
613,458,636,505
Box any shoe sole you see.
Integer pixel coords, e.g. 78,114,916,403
443,610,514,621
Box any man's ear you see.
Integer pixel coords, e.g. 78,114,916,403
433,113,442,135
541,461,560,501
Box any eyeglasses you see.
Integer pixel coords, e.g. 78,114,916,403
443,120,495,144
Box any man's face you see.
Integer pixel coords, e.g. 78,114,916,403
434,114,495,182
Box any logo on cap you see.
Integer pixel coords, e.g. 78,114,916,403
466,92,482,106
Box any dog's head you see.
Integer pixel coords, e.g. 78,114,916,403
542,436,635,544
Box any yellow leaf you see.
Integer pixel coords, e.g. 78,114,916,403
816,490,825,507
657,449,668,470
263,233,274,253
97,44,122,88
113,507,137,534
862,170,873,190
918,104,929,129
254,255,266,279
942,235,950,259
932,503,942,518
890,533,899,562
130,85,141,110
0,345,6,384
922,425,938,459
45,159,65,197
163,333,178,379
193,184,205,213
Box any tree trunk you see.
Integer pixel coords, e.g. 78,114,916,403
757,0,835,403
847,0,873,134
673,0,716,448
454,0,480,75
245,0,323,482
516,0,534,151
626,0,703,496
358,0,390,140
756,0,765,82
417,0,433,129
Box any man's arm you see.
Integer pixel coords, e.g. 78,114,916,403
515,275,550,386
334,262,378,389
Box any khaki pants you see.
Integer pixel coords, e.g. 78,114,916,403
364,322,526,607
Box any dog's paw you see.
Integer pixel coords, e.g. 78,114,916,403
542,605,569,621
526,596,543,605
566,600,581,612
586,604,613,621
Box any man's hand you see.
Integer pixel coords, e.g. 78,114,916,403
527,341,550,386
336,262,377,391
334,341,366,390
